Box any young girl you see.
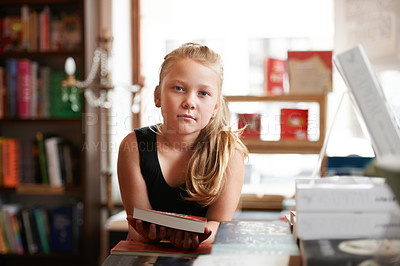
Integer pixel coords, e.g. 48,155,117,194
117,42,248,250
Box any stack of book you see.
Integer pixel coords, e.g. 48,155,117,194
295,176,400,265
296,176,400,240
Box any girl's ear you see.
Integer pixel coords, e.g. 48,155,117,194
154,85,161,108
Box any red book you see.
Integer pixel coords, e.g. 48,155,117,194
280,109,308,141
110,240,212,257
238,113,261,139
265,58,285,96
17,59,31,118
287,51,332,94
133,208,207,234
2,138,19,188
39,6,50,52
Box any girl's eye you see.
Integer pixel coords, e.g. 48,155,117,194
199,91,209,97
174,86,183,91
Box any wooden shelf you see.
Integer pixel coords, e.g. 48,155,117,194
242,139,323,154
225,93,328,154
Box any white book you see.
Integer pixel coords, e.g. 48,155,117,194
297,211,400,240
45,137,63,187
133,208,206,233
333,45,400,160
295,176,397,212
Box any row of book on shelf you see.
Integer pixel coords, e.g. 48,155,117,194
264,50,332,96
1,4,82,53
0,133,79,189
0,59,82,119
238,109,309,141
0,201,82,255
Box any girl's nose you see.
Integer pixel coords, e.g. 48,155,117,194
182,94,196,109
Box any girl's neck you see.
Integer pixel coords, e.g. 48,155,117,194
158,126,198,152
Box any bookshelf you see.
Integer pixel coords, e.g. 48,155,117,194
0,1,100,265
227,94,328,211
226,94,327,154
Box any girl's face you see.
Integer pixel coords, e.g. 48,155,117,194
155,58,220,137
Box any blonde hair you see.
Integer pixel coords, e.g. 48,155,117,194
158,42,248,206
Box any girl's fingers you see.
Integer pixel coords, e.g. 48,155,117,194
182,232,191,249
148,223,157,240
191,233,200,250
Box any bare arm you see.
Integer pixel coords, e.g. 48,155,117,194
117,132,153,241
204,148,245,243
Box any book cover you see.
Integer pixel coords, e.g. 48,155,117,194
29,9,39,52
110,240,212,258
280,108,308,141
36,132,49,184
18,139,36,184
6,59,18,118
238,113,261,139
133,208,207,234
33,207,51,254
0,211,10,254
20,5,30,51
295,176,398,212
20,207,38,254
265,58,285,96
0,212,8,254
39,6,50,52
0,66,6,119
300,238,400,266
2,138,19,188
39,66,50,118
1,204,21,254
296,211,400,240
287,50,332,94
2,16,22,52
51,206,73,253
16,58,31,118
45,136,63,187
30,61,38,118
211,220,300,256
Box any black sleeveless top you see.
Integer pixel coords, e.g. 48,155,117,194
134,126,208,217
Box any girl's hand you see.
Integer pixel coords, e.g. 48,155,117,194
127,215,170,242
169,226,212,250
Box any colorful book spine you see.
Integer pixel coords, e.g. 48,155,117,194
2,138,19,188
30,61,38,118
45,137,63,187
17,59,31,118
36,132,49,184
6,59,18,118
39,6,50,52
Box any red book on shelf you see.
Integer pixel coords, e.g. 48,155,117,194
111,240,212,257
287,51,332,94
133,208,207,234
17,59,31,118
238,113,261,139
280,109,308,141
265,58,285,96
2,138,19,188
